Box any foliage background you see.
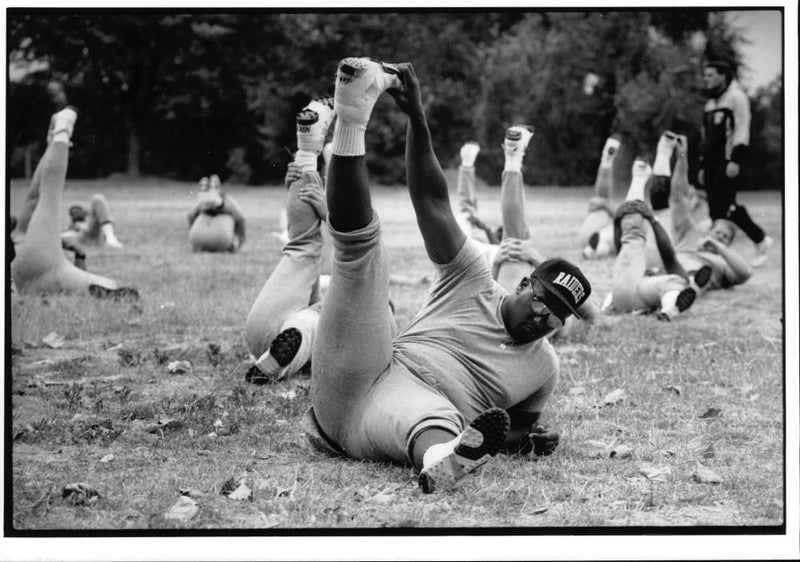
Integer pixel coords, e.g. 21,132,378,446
7,9,784,189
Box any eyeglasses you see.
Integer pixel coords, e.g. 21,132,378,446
529,278,564,329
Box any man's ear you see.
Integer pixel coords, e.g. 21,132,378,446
515,277,529,295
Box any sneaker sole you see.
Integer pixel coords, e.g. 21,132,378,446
88,284,140,302
418,407,510,494
270,327,303,367
296,109,320,128
676,287,696,312
693,265,712,290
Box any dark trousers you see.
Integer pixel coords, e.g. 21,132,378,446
704,159,765,244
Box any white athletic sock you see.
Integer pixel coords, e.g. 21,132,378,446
459,142,480,168
653,134,675,176
626,160,652,201
504,152,523,173
294,150,319,174
332,120,366,157
101,223,123,248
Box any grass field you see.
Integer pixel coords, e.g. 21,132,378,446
6,174,787,537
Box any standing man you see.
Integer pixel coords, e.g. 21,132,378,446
305,57,591,493
698,60,772,267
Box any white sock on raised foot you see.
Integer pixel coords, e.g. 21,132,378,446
101,223,123,248
625,159,653,201
653,133,676,176
294,150,319,174
459,142,481,168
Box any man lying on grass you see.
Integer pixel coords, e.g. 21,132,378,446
303,57,591,493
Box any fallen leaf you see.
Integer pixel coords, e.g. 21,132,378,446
227,483,253,501
530,506,548,515
213,419,224,428
693,462,723,483
100,454,114,463
602,389,627,406
639,465,672,482
164,496,199,521
610,445,633,459
702,443,716,459
278,389,297,400
167,360,192,374
699,407,722,419
662,385,681,395
41,332,65,349
62,482,100,505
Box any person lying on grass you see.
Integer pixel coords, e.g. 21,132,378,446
187,173,247,253
11,106,138,302
302,57,591,493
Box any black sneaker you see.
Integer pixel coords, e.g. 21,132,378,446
693,265,713,291
418,407,510,494
244,364,272,385
676,287,697,312
88,284,140,302
270,327,302,367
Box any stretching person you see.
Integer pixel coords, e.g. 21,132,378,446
244,98,343,383
11,107,138,300
601,158,696,320
187,174,247,252
580,136,620,259
582,132,711,262
649,135,753,293
305,58,591,493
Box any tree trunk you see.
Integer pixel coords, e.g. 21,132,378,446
24,143,34,179
127,125,141,177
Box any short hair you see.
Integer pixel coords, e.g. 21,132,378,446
704,60,734,84
712,218,736,242
68,205,89,221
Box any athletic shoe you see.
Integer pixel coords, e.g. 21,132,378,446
334,57,402,125
88,284,140,302
244,363,272,385
582,231,600,259
244,327,303,385
675,286,697,312
297,98,336,154
418,407,510,494
600,137,621,168
47,106,78,144
691,265,713,293
751,235,774,268
459,142,481,168
503,125,535,156
655,131,678,161
631,158,653,182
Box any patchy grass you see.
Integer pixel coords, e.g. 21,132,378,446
7,177,785,533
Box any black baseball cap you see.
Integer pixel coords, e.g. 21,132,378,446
530,258,592,322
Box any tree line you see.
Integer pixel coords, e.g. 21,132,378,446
7,9,783,190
